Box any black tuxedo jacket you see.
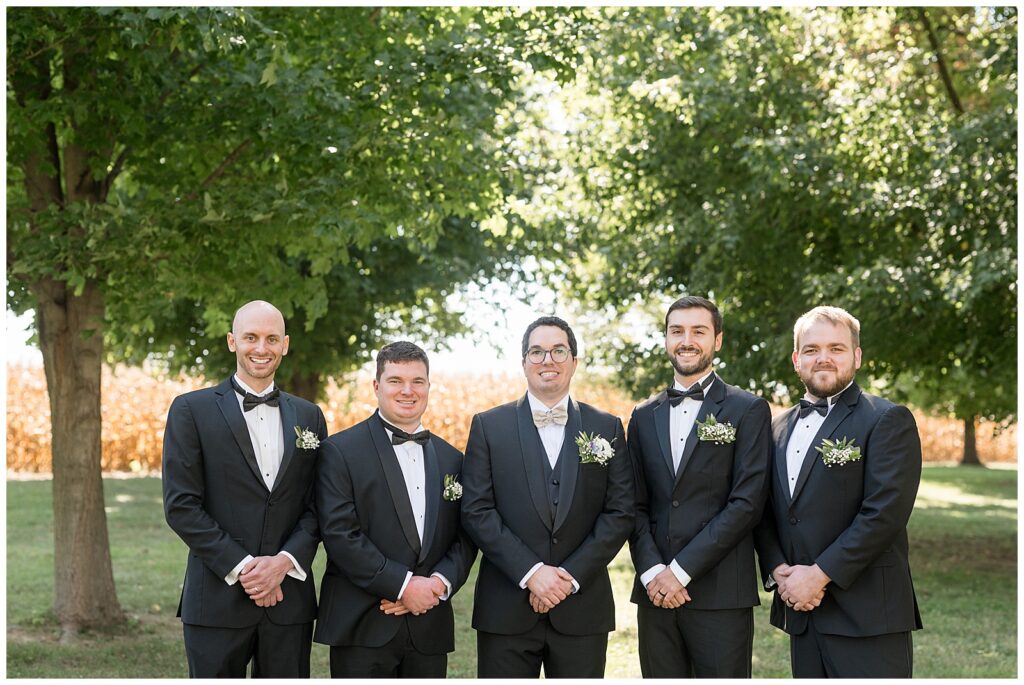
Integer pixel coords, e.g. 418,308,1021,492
163,378,327,628
628,374,771,610
753,382,923,637
461,395,634,636
313,412,476,655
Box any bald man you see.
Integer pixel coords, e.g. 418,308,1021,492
163,301,328,677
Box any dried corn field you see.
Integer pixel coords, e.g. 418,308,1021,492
6,364,1016,473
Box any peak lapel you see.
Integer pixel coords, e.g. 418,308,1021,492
516,395,554,531
674,375,725,488
774,408,800,506
369,416,422,556
790,383,861,505
419,439,441,563
216,380,267,490
271,394,298,491
653,394,674,478
552,398,582,535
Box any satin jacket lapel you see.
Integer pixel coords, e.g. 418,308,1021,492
419,439,441,563
552,398,582,535
516,395,554,531
674,374,725,488
791,383,861,505
216,379,267,490
369,415,422,555
774,408,800,506
271,394,298,491
653,393,674,478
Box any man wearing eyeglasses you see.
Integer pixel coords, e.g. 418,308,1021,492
461,316,634,678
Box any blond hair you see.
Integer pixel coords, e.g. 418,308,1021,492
793,306,860,351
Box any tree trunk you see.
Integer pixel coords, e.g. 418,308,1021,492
288,371,322,404
960,415,983,466
35,277,124,639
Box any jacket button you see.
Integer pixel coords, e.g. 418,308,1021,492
553,499,559,506
788,516,797,525
552,479,559,485
672,500,679,508
552,537,559,544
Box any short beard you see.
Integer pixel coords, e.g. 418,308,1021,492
802,367,856,399
668,347,714,381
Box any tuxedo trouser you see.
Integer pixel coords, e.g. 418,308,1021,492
477,616,608,678
637,603,753,678
791,614,913,678
182,616,312,678
330,619,447,678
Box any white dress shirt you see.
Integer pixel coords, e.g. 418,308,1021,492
383,422,452,602
224,375,305,586
640,371,716,591
785,380,854,496
519,392,579,593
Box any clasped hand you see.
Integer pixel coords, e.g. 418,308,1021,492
646,567,691,609
240,553,294,607
774,563,828,611
527,565,574,613
380,575,447,616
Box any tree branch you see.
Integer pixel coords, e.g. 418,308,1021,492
369,7,382,24
918,7,964,115
185,138,253,201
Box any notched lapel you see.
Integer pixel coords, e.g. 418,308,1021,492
369,417,422,555
516,396,554,530
552,398,582,534
674,375,725,487
271,394,298,491
420,440,441,563
216,381,266,490
790,384,861,504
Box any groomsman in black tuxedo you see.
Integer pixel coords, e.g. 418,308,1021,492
163,300,327,677
628,296,772,677
754,306,922,677
315,341,476,678
461,316,634,678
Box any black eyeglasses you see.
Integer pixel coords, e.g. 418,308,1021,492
526,346,571,364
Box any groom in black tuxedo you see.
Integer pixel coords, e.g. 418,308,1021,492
314,341,476,677
628,296,771,677
163,300,327,677
461,316,634,678
754,306,922,677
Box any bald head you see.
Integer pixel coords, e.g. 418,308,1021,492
227,300,289,392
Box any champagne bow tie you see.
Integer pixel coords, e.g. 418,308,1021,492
798,398,830,418
533,406,568,428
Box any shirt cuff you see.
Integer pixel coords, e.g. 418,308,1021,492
519,562,544,589
558,567,580,594
397,571,413,600
640,564,666,588
225,554,254,586
431,572,453,601
279,551,306,582
669,560,692,587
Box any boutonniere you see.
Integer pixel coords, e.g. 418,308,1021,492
816,437,861,467
696,414,736,444
443,473,463,501
294,426,320,450
576,431,615,466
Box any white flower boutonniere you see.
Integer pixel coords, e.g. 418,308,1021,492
576,431,615,466
816,437,862,467
696,414,736,444
294,426,320,450
443,473,463,501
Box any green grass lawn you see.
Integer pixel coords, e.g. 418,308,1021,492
7,465,1017,677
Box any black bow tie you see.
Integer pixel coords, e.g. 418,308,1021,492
380,418,431,446
667,377,713,406
232,379,280,412
798,398,829,418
